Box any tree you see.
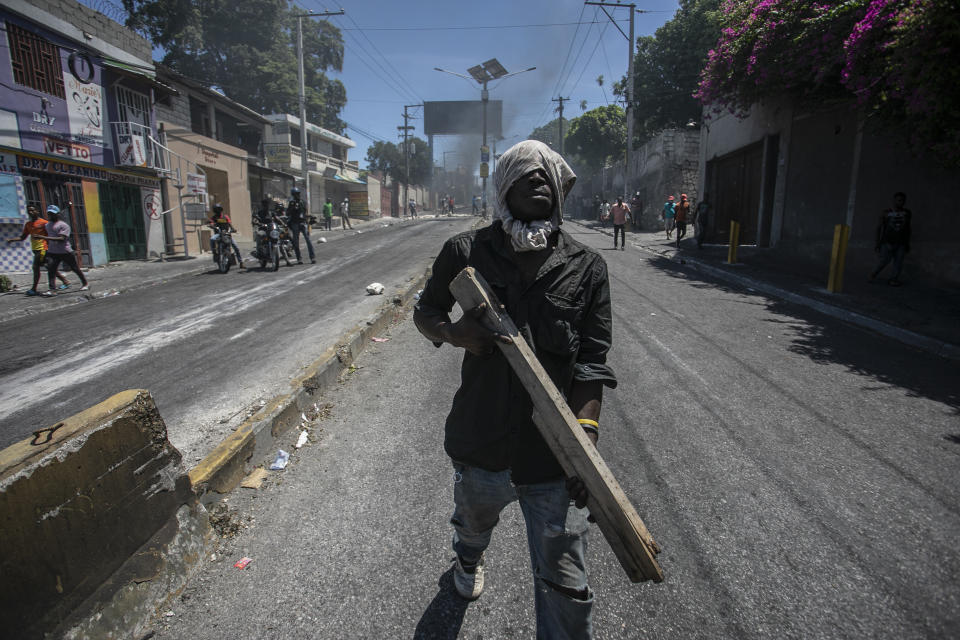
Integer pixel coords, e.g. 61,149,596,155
364,137,431,185
529,117,568,150
564,105,626,173
696,0,960,166
613,0,721,144
123,0,347,132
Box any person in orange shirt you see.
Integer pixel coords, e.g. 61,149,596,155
5,205,69,296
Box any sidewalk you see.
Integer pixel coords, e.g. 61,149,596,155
0,214,446,323
574,219,960,361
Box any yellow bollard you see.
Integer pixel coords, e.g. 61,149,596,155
727,220,741,264
827,223,851,293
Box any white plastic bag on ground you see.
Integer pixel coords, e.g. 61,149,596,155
269,449,290,470
366,282,385,295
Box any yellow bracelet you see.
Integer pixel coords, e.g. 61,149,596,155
576,419,599,428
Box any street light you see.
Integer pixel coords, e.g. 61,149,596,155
435,60,535,217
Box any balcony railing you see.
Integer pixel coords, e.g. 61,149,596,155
110,121,171,174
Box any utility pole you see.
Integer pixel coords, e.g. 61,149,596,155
552,96,569,154
399,104,420,217
295,8,344,220
586,1,636,196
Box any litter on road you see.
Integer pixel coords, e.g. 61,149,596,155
295,430,308,449
371,337,390,343
366,282,385,295
240,468,269,489
269,450,290,470
233,557,253,570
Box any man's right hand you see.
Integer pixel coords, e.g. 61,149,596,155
441,303,511,355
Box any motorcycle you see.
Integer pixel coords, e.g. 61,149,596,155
212,226,237,273
253,216,282,271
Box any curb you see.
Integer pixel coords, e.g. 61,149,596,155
187,270,429,501
572,220,960,362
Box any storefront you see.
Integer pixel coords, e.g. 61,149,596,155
0,148,162,270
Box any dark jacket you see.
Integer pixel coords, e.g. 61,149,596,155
286,198,306,225
416,221,617,484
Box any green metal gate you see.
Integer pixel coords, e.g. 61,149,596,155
98,183,146,260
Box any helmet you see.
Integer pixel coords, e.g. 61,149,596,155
212,203,223,214
291,187,300,195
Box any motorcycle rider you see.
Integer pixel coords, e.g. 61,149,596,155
208,203,245,269
286,187,316,264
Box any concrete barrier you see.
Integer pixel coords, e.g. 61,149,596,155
0,389,210,640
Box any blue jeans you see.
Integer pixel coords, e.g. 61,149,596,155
288,222,315,261
873,243,907,280
450,462,593,639
210,234,242,261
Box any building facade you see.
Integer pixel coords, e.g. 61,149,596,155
0,0,169,272
262,114,373,219
154,65,283,256
699,99,960,285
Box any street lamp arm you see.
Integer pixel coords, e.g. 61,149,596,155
434,67,476,82
501,66,537,79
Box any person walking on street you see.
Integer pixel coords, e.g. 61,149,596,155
674,194,690,247
286,188,316,264
599,198,610,227
409,198,417,217
6,204,70,296
320,197,333,232
630,192,642,229
339,197,352,230
472,194,480,215
662,196,676,239
870,191,912,286
610,196,631,250
414,139,616,639
693,194,711,249
38,205,89,295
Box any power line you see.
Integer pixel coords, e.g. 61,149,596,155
337,11,424,104
336,19,632,31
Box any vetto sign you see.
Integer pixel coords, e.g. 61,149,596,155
43,137,92,162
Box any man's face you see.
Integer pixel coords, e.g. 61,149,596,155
506,169,554,222
27,207,39,220
893,194,906,209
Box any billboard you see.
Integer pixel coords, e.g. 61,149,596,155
424,101,502,138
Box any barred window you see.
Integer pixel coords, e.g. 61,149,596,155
6,21,66,99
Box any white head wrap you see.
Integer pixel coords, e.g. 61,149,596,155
492,140,576,252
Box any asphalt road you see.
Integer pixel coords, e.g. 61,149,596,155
145,224,959,639
0,217,475,462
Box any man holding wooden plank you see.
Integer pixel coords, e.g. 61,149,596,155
414,140,616,638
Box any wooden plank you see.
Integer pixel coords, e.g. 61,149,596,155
450,267,663,583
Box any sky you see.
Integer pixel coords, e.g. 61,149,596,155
292,0,683,171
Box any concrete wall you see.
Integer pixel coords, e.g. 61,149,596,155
699,99,960,285
11,0,152,64
631,129,701,229
0,390,203,638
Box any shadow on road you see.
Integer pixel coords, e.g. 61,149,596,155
413,567,469,640
638,252,960,416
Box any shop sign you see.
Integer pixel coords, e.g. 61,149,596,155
348,191,369,217
43,137,92,162
13,152,159,188
264,145,291,164
201,148,219,164
0,153,20,174
63,71,106,148
143,189,162,220
186,172,207,196
117,134,147,167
